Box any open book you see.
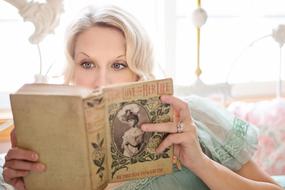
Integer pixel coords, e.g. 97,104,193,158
10,78,174,190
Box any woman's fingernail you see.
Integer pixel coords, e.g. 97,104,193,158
141,125,146,130
37,164,46,171
32,153,38,161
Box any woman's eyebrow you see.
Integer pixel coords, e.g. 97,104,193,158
78,52,90,57
116,54,126,59
74,52,92,61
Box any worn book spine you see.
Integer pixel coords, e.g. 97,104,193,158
83,93,108,190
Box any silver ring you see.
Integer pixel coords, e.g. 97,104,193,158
177,121,184,133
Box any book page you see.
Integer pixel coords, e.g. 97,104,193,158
15,83,93,97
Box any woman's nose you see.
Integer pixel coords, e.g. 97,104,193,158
95,71,109,88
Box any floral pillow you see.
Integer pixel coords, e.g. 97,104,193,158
228,98,285,175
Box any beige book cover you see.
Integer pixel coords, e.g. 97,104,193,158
10,78,174,190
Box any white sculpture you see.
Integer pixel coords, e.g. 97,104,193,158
3,0,64,44
3,0,64,83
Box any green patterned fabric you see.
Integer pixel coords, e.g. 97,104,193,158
114,96,259,190
188,96,258,171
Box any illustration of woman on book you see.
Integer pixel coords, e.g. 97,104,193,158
121,123,144,157
117,104,145,157
3,4,282,190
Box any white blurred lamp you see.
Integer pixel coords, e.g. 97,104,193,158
227,24,285,99
272,24,285,98
182,1,231,101
192,0,207,79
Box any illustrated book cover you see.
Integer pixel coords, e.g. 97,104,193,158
10,78,174,190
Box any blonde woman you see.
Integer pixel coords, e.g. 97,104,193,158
3,5,282,190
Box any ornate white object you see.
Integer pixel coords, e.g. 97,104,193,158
3,0,64,44
272,24,285,48
192,7,208,28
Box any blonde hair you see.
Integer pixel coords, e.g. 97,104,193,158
64,5,155,84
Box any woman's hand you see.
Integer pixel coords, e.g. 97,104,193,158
141,95,207,171
142,95,283,190
2,128,45,190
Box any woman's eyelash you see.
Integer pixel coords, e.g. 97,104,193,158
112,62,128,69
80,61,95,69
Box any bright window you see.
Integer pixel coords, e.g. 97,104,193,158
0,0,284,93
0,0,165,92
175,0,285,85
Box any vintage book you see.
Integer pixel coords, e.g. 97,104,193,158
10,78,174,190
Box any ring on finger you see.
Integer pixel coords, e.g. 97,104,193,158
176,121,184,133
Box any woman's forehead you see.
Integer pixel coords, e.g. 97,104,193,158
74,26,126,57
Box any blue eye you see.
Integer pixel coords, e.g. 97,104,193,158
81,61,95,69
112,62,127,70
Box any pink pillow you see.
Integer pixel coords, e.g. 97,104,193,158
228,98,285,175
